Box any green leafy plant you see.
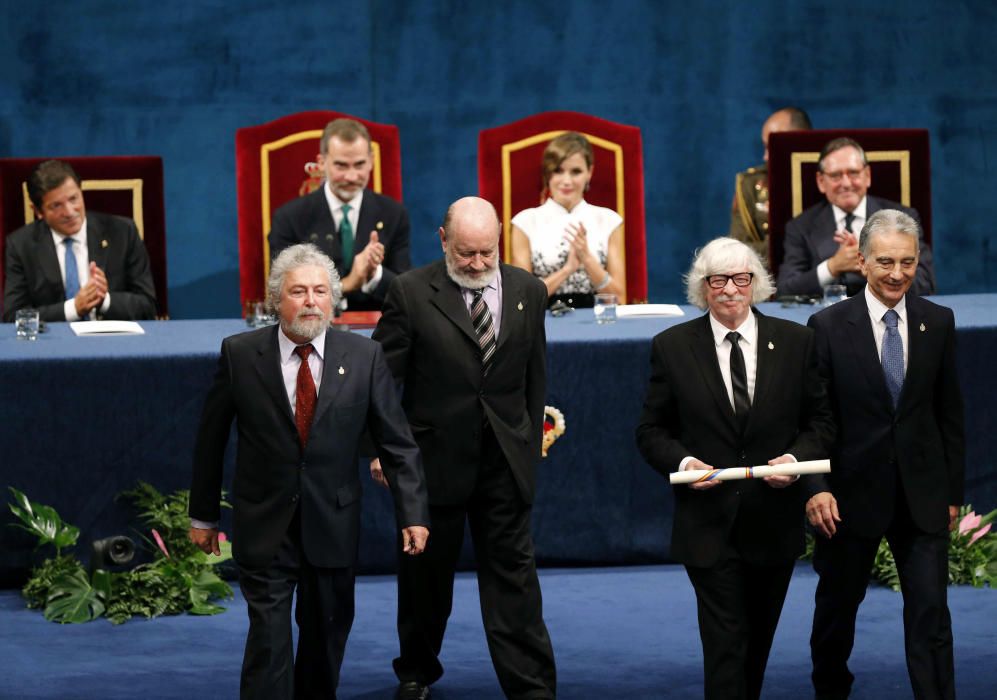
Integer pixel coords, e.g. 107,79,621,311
802,504,997,591
6,483,233,624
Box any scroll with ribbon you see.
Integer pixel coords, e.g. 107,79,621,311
668,459,830,485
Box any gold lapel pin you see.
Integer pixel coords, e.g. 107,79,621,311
517,302,524,311
919,323,926,332
376,221,384,230
101,239,109,248
768,341,774,350
338,366,345,375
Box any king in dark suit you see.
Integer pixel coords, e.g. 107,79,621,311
3,160,156,322
776,137,935,298
372,197,556,700
268,118,410,311
636,237,835,700
188,244,429,700
804,209,965,700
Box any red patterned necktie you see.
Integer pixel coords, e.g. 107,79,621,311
294,344,317,449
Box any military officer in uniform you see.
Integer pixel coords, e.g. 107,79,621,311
729,107,812,264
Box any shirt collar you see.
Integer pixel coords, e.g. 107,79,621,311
864,285,907,325
277,325,327,363
709,308,757,347
50,216,88,249
324,182,364,214
831,196,868,228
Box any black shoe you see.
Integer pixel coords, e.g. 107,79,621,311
395,681,431,700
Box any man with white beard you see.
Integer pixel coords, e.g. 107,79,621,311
372,197,556,700
189,243,429,699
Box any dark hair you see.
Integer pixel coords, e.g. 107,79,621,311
320,118,371,155
541,132,593,195
818,137,867,172
27,160,81,209
780,106,812,130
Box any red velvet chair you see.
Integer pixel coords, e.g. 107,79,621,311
767,129,932,279
235,111,403,308
478,111,647,303
0,156,169,317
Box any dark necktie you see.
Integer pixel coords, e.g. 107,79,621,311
294,344,317,449
339,204,354,270
470,289,496,372
881,309,904,408
63,238,80,300
726,331,751,433
844,212,856,233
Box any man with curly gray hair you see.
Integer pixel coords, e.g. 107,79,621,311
638,236,834,699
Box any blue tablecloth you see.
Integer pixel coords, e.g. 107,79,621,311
0,295,993,583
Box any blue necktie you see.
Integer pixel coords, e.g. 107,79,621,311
63,238,80,300
881,309,904,408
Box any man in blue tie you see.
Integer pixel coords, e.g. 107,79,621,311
804,209,965,699
2,160,157,322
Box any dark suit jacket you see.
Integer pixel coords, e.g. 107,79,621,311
268,188,411,311
189,326,429,569
3,212,157,322
372,261,547,506
777,196,936,298
636,310,835,568
804,293,965,537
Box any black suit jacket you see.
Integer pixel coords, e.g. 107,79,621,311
372,261,548,506
636,310,835,568
804,293,965,537
189,326,429,569
268,188,411,311
3,212,157,322
777,196,936,297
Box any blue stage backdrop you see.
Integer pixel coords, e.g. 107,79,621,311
1,1,995,317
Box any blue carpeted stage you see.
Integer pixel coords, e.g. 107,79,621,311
0,564,993,699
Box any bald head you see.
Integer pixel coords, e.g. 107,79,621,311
439,197,500,289
762,107,811,165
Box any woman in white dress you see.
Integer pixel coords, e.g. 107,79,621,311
510,132,626,306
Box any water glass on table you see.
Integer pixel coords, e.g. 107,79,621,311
823,284,847,306
593,293,617,324
15,308,39,341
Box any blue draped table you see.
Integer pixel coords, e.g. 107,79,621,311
1,294,993,583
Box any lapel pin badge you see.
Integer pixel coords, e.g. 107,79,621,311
768,341,774,350
101,239,109,248
338,366,345,375
517,301,524,311
920,323,926,332
376,221,384,230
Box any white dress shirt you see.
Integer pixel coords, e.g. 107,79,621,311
323,183,382,296
864,285,909,374
460,272,503,340
817,196,868,287
51,219,111,320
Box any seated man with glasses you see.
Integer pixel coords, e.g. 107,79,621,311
637,236,834,700
776,137,935,299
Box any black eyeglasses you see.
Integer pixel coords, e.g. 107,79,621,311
704,273,754,289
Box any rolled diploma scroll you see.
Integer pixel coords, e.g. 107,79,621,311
669,459,830,485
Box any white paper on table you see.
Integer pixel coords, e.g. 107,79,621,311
616,304,685,318
668,459,830,484
70,321,145,336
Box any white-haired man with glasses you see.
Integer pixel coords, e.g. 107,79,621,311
777,137,935,299
637,237,835,700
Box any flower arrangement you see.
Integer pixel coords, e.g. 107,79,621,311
803,504,997,591
7,483,233,624
542,405,566,457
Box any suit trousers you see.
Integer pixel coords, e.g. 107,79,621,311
393,427,556,699
685,556,795,700
237,509,356,700
811,484,954,700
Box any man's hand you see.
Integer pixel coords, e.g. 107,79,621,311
369,458,389,489
188,527,221,556
827,229,861,277
763,454,799,489
402,526,429,555
361,231,385,280
949,505,959,532
684,458,722,491
74,263,108,316
806,492,841,539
